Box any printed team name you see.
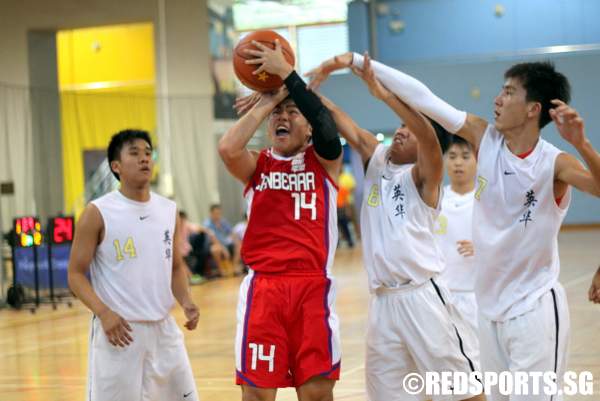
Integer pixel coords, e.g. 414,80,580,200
256,171,316,192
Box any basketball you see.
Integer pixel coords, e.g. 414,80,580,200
233,30,295,92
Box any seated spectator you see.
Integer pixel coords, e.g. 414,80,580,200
203,204,235,277
179,210,227,282
232,214,248,273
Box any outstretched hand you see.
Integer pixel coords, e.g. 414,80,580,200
350,52,392,101
305,52,353,91
305,64,330,92
550,99,586,148
244,39,293,79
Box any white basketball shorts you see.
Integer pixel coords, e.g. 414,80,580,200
366,278,481,401
87,315,198,401
478,284,570,401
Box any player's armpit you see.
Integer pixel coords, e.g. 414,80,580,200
455,113,488,152
314,150,343,185
219,146,260,185
555,153,600,197
68,204,103,278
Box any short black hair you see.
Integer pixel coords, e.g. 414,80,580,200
209,204,221,212
427,118,452,153
107,129,152,180
504,61,571,129
446,135,473,153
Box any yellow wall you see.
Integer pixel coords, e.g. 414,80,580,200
57,23,155,88
57,23,156,214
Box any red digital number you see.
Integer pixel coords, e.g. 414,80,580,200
53,217,74,244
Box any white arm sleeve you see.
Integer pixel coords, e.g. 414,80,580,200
352,53,467,133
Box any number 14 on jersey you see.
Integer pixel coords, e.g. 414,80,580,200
291,192,316,220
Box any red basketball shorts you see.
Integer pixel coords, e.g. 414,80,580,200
235,270,341,388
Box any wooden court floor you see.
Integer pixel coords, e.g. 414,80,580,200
1,229,599,401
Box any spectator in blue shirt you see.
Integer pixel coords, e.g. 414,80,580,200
204,204,236,276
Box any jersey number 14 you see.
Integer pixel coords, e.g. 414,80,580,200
291,192,316,220
113,237,137,261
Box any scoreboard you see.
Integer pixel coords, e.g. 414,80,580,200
11,216,74,292
49,216,74,244
14,216,42,247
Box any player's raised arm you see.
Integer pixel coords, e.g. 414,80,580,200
551,100,600,197
319,95,378,166
218,87,289,184
307,52,487,150
354,53,443,207
244,39,343,179
68,204,133,347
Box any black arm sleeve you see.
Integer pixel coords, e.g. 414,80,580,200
283,71,342,160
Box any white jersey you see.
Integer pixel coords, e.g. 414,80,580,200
473,125,570,321
436,186,476,292
90,190,177,321
360,144,444,292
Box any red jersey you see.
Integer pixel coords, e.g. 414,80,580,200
242,146,338,275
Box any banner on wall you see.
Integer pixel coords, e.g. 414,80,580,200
209,5,238,120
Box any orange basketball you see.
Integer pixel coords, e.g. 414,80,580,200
233,30,295,92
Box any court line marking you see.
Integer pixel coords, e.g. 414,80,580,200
563,273,592,289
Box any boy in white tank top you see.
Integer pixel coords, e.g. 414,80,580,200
436,136,479,335
318,55,484,401
309,52,600,400
67,130,200,401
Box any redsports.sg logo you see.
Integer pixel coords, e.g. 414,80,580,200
402,371,595,397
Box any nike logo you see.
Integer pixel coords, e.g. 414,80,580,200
139,215,150,220
184,391,193,398
503,171,515,175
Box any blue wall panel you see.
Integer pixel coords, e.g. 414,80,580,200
364,0,600,64
321,50,600,224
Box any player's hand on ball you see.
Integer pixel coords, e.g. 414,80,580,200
257,86,289,109
456,240,474,257
183,302,200,330
588,267,600,304
234,87,288,115
244,39,293,79
99,308,133,347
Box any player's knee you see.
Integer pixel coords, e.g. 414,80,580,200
241,386,276,401
297,377,335,401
